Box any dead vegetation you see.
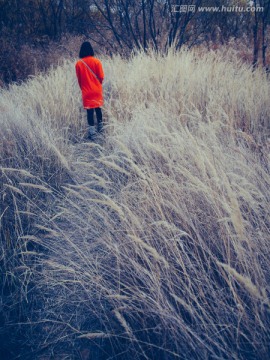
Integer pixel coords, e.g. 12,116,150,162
0,47,270,359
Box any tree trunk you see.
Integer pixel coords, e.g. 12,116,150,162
253,7,259,68
262,0,270,68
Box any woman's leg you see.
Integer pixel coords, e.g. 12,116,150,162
95,108,102,123
87,109,94,126
87,109,96,138
95,107,103,132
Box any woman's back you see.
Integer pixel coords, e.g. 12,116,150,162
75,56,104,109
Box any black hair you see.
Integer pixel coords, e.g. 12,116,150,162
79,41,94,58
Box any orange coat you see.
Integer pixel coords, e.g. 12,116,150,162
75,56,104,109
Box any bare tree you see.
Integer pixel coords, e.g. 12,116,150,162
251,0,270,68
88,0,209,52
253,0,260,67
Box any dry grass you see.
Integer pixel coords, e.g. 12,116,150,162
1,47,270,359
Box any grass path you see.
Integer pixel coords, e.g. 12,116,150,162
25,133,111,359
70,134,106,184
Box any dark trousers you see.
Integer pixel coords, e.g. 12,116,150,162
87,108,102,126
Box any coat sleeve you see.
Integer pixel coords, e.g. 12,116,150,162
96,60,104,84
75,62,82,89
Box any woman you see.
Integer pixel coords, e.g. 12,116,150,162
75,41,104,139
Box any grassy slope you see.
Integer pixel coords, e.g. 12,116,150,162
0,48,270,359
